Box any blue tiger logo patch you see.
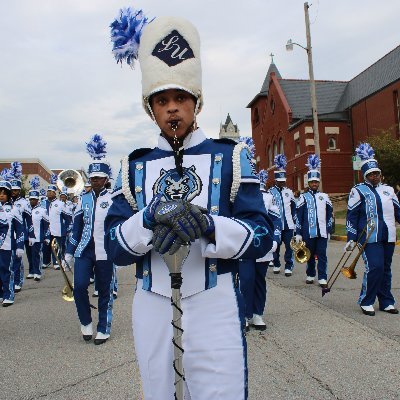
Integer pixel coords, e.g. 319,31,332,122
153,165,202,201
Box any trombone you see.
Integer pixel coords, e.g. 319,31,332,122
322,219,375,297
51,238,74,302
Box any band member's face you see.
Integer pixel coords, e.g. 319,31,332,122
29,198,39,207
11,189,20,198
73,197,79,203
366,171,381,186
151,89,197,139
84,186,91,193
276,181,286,188
47,190,56,201
60,194,67,202
0,189,9,203
308,180,320,191
90,176,107,192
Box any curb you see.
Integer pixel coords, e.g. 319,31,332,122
331,235,400,246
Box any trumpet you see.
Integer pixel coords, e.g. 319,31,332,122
51,238,74,302
322,219,375,296
290,237,311,263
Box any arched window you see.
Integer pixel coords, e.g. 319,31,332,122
279,138,284,154
273,141,278,159
328,137,337,150
268,146,272,167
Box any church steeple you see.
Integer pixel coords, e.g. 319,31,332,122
260,58,282,94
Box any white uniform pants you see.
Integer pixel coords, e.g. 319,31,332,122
132,273,247,400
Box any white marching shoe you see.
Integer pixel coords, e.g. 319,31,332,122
94,332,110,346
251,314,267,331
284,269,292,277
272,266,281,274
306,276,315,284
81,323,93,341
26,274,34,279
360,305,375,316
92,290,99,297
2,299,14,307
34,274,41,281
318,279,327,288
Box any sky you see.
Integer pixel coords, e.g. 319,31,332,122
1,0,399,178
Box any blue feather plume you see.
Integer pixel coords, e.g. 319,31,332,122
274,154,287,170
30,176,40,190
0,168,11,181
306,154,321,171
86,134,107,160
40,188,46,196
50,173,58,185
110,7,153,67
239,136,255,157
355,142,375,161
258,169,268,185
10,161,22,179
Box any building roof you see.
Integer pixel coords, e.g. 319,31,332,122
336,45,400,110
221,113,239,132
278,79,348,119
247,62,282,107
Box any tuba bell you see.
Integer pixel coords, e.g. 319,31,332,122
290,237,311,263
57,169,85,196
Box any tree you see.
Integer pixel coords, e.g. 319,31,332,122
368,130,400,187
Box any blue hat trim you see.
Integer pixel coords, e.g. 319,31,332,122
10,179,22,189
307,170,321,182
47,184,57,192
88,162,110,178
361,159,380,178
29,190,40,199
0,180,12,191
274,171,286,181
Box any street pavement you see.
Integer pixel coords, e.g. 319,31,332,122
1,241,399,400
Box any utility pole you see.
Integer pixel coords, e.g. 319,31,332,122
304,2,322,189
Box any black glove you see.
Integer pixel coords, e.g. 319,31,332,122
154,200,209,243
153,224,186,255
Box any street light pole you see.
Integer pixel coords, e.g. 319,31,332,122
304,1,322,189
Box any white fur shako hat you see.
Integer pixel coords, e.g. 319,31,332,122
110,9,203,117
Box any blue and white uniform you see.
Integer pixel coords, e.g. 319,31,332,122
28,204,50,277
240,188,281,321
269,185,296,271
347,182,400,308
48,198,72,259
296,190,333,280
0,202,24,303
105,130,273,398
12,196,35,288
41,198,52,268
67,189,115,335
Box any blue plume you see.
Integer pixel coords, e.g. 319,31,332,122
30,176,40,190
274,154,287,170
50,173,58,184
306,154,321,171
355,142,375,161
0,168,11,181
239,136,255,157
40,188,46,196
10,161,22,179
86,134,107,160
258,169,268,185
110,7,153,67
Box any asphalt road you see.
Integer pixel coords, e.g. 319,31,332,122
1,241,399,400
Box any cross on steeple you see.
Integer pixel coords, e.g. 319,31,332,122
270,52,274,63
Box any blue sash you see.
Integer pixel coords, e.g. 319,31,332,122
270,187,284,226
303,192,318,238
75,192,95,257
356,185,378,243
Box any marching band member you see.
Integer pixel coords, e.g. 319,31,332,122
47,175,72,269
41,186,52,269
27,177,50,281
269,154,296,276
65,135,115,345
9,162,35,291
105,9,272,398
295,154,333,287
0,175,25,307
346,143,400,316
84,182,92,193
240,169,281,331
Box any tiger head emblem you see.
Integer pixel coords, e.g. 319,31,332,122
153,165,202,202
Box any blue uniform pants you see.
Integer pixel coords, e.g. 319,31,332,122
13,241,28,286
239,259,268,319
273,229,294,270
94,268,118,293
30,243,43,276
42,240,51,266
26,242,33,274
0,250,15,301
358,242,396,309
305,237,328,280
73,254,115,334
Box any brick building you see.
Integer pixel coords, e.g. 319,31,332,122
247,45,400,194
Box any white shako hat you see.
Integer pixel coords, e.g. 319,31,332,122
110,8,203,119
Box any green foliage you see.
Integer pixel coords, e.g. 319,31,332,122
20,175,29,198
368,130,400,186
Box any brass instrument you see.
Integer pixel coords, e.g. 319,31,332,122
51,238,74,302
322,219,375,296
56,169,85,196
290,237,311,263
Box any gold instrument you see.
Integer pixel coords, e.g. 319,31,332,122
50,238,74,302
322,219,375,296
56,169,85,196
290,237,311,263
